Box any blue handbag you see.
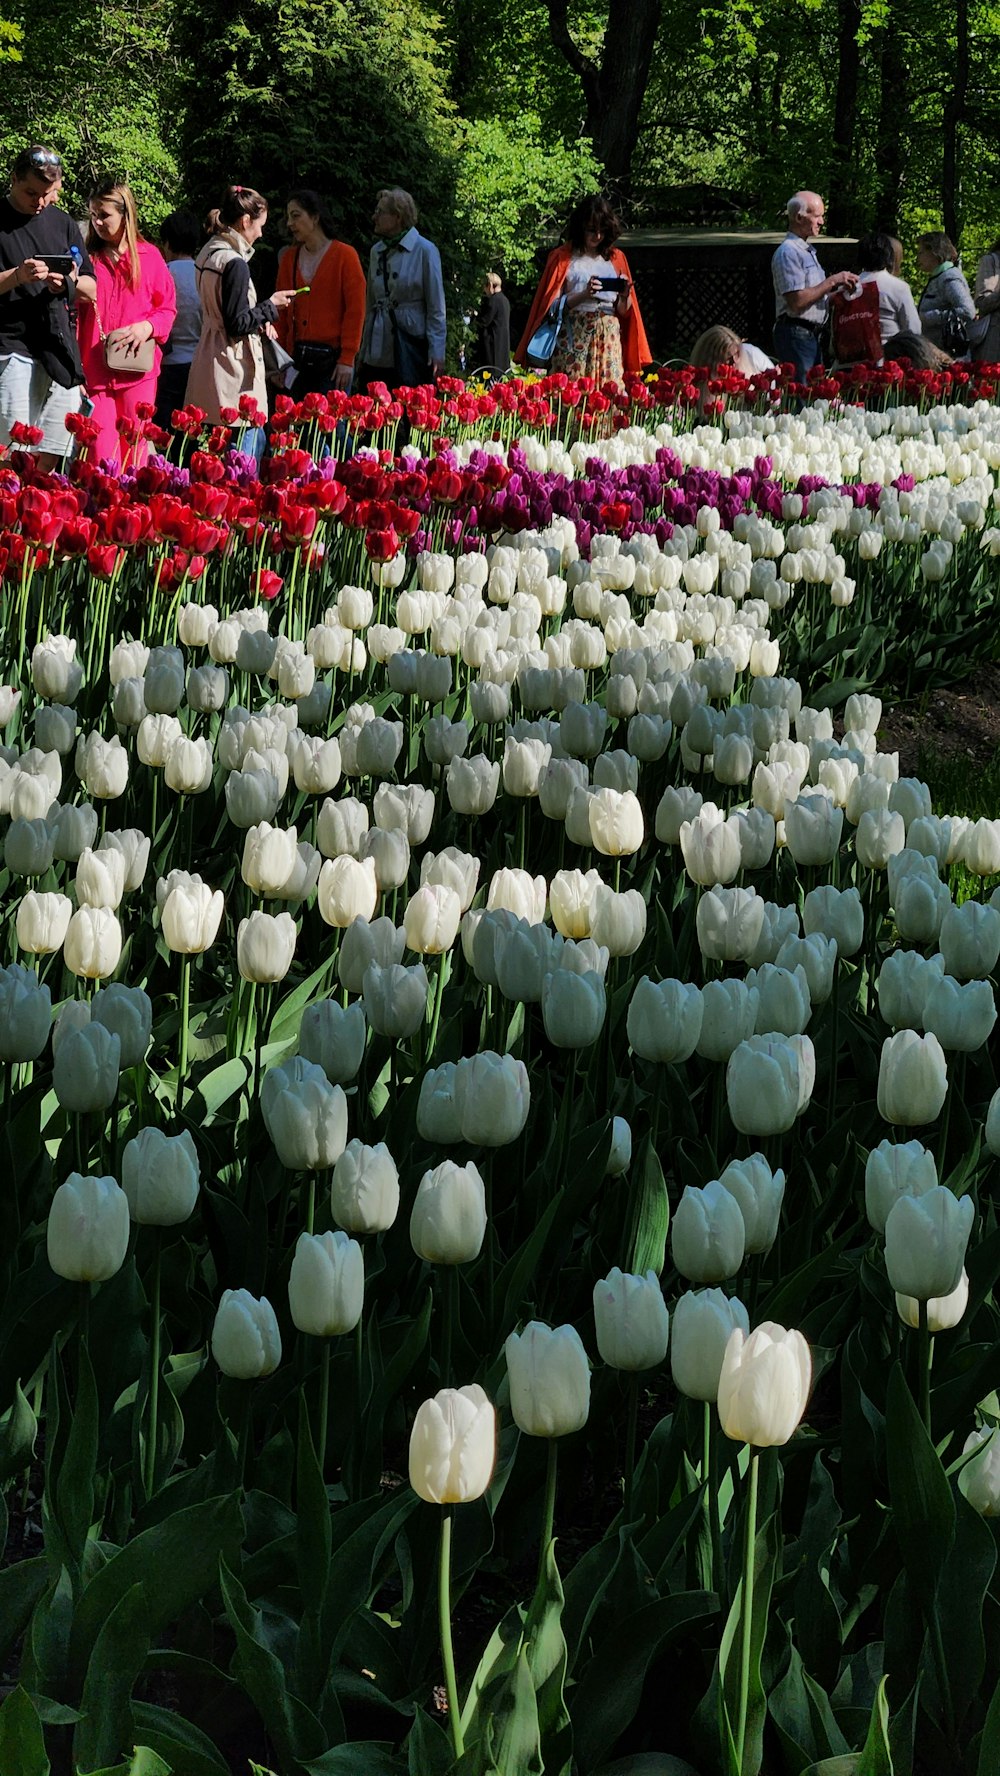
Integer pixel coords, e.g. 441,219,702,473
525,296,566,369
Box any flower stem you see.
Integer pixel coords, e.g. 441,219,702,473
735,1448,760,1775
439,1506,464,1760
539,1438,559,1589
918,1298,932,1436
143,1235,162,1500
624,1374,640,1522
704,1399,725,1606
318,1339,330,1477
177,952,191,1117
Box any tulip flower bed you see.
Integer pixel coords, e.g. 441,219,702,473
2,380,1000,1776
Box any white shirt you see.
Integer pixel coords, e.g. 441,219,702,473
741,342,774,371
563,252,619,314
859,270,921,342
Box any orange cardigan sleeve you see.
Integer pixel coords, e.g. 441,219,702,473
274,246,297,354
611,249,652,372
514,247,573,367
335,242,366,365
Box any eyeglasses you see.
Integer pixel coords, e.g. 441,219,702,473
27,150,62,171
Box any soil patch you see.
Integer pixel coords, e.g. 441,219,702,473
877,661,1000,781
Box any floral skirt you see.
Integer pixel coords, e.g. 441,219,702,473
551,310,623,383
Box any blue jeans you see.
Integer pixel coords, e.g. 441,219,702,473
772,318,823,381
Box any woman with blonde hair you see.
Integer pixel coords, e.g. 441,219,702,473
689,325,773,375
77,177,176,468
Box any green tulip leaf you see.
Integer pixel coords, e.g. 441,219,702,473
573,1590,716,1772
483,1646,543,1776
0,1378,37,1485
976,1669,1000,1776
219,1557,327,1769
625,1134,670,1278
0,1685,49,1776
885,1362,955,1614
713,1499,782,1776
131,1702,230,1776
72,1582,151,1774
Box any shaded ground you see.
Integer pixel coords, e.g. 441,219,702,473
878,662,1000,785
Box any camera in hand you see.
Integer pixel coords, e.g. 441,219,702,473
38,255,76,277
597,276,628,293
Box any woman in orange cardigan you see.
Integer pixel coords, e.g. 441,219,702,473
275,189,366,394
515,194,650,381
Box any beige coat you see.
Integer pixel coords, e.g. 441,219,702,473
185,231,268,421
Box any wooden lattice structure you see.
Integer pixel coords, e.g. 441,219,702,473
618,229,860,362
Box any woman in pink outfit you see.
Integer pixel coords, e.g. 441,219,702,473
77,178,176,470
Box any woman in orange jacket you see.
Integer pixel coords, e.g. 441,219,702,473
275,189,366,394
515,194,651,381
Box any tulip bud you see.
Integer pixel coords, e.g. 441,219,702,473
959,1427,1000,1516
318,856,378,928
299,999,366,1084
363,961,429,1040
0,962,51,1061
718,1322,812,1446
47,1173,130,1282
922,975,997,1053
593,1269,669,1371
896,1269,968,1333
487,867,546,925
261,1056,348,1171
63,905,123,981
784,794,844,866
884,1186,974,1300
541,968,605,1049
727,1033,814,1135
671,1289,749,1403
802,884,864,957
288,1230,364,1336
75,846,127,911
410,1160,487,1264
606,1115,632,1175
940,901,1000,981
717,1153,785,1256
237,910,297,984
5,816,55,879
53,1022,120,1112
50,802,99,864
627,975,703,1063
98,828,150,894
680,802,742,886
505,1321,590,1437
672,1180,746,1283
446,753,500,816
211,1289,281,1379
453,1051,530,1146
331,1139,399,1234
338,916,405,996
403,883,462,956
696,979,759,1063
865,1139,937,1234
877,1030,948,1126
160,878,224,955
409,1384,497,1503
91,982,152,1070
16,890,71,957
76,732,128,800
122,1126,199,1224
697,885,765,964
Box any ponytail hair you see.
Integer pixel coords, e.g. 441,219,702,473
211,185,269,232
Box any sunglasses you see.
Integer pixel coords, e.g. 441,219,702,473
27,150,62,171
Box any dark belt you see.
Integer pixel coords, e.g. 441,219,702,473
777,316,825,336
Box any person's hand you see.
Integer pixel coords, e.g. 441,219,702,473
833,270,859,291
430,359,443,380
588,275,603,297
44,272,67,294
17,258,50,288
264,322,279,340
270,289,296,311
333,363,354,392
114,321,154,359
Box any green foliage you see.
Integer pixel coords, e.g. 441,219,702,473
453,114,601,289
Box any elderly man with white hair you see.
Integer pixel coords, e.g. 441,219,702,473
771,190,857,381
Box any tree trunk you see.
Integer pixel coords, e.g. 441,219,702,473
547,0,662,194
942,0,969,244
827,0,862,233
873,7,907,234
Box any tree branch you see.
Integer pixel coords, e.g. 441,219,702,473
546,0,601,115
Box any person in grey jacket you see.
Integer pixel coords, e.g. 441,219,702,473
358,187,446,391
916,232,976,354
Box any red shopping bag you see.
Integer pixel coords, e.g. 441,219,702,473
831,282,883,363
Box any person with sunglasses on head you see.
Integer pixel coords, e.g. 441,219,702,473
75,177,177,471
0,145,98,469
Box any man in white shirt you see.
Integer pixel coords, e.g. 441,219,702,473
771,191,857,380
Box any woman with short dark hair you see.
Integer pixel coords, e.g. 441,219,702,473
856,231,920,344
274,189,366,395
515,193,650,380
916,230,975,354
